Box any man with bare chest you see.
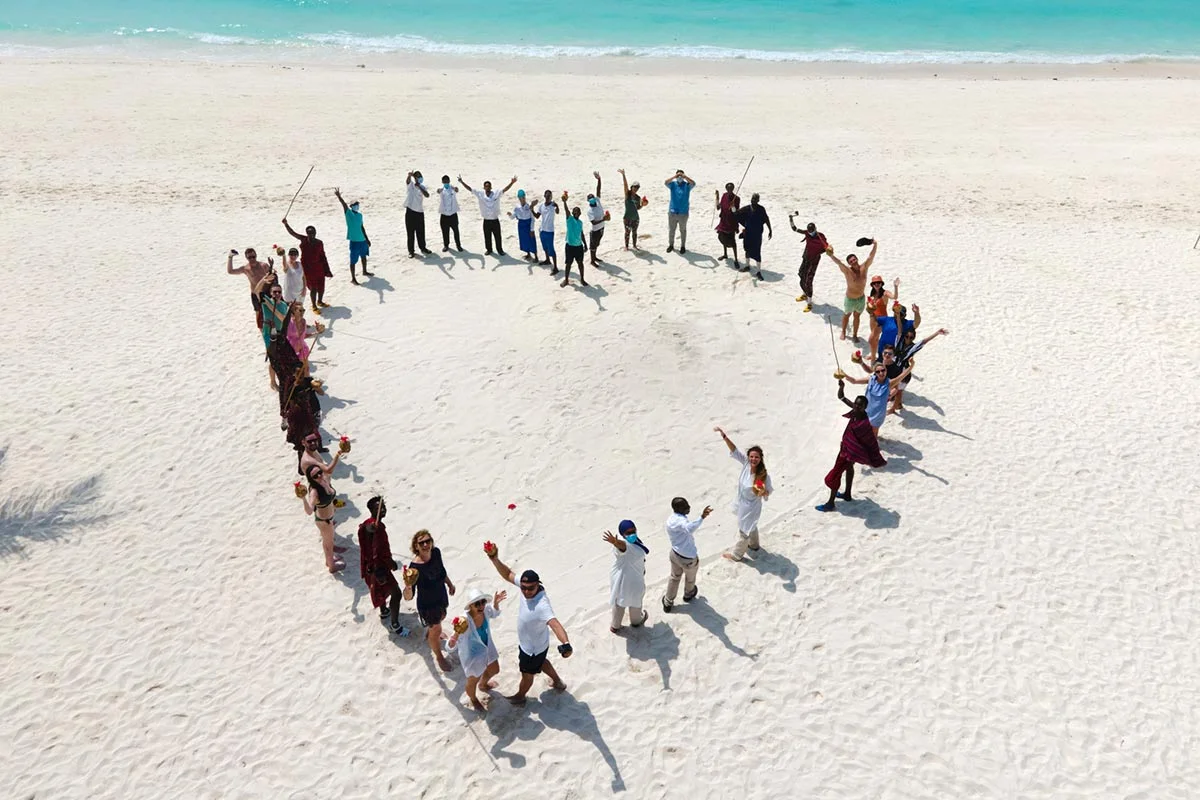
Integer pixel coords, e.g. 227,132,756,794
226,247,277,328
828,240,877,341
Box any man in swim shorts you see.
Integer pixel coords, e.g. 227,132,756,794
828,239,877,341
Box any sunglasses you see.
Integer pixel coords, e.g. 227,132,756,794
472,599,487,607
519,583,538,593
417,539,433,547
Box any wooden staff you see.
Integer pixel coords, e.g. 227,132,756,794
826,315,844,377
284,165,315,219
710,155,755,228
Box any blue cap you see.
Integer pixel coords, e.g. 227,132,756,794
618,520,636,535
517,189,526,198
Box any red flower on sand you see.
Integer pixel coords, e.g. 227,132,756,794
507,503,516,510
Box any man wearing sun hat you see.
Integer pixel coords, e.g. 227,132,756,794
485,542,572,706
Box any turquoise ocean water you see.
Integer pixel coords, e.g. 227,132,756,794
2,0,1199,63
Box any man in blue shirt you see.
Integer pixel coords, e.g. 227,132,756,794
663,169,696,254
334,187,372,284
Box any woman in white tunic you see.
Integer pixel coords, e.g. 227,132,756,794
714,426,773,562
604,519,649,633
448,587,506,711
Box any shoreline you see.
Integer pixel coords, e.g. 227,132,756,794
4,48,1200,80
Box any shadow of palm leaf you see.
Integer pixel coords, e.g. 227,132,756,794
0,448,109,559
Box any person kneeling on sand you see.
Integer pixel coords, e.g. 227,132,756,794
449,587,506,711
484,542,572,706
714,427,773,562
816,380,888,513
661,497,713,612
604,520,649,633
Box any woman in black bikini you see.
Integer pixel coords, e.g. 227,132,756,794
300,463,345,573
402,529,457,672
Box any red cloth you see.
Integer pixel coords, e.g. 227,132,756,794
804,231,829,259
358,518,400,608
824,413,887,489
716,192,740,233
300,238,329,294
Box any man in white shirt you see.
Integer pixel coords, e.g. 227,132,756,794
486,543,572,706
436,174,463,253
662,496,713,612
531,189,559,274
585,170,608,267
404,170,433,258
459,175,518,256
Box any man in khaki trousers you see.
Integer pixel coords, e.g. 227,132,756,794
662,497,713,612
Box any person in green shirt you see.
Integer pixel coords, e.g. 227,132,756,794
561,201,589,288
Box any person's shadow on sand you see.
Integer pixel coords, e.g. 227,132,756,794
534,692,625,792
361,274,394,304
752,268,784,283
898,386,946,416
631,249,667,264
591,259,632,282
878,438,949,486
830,496,902,529
320,305,352,322
681,596,757,660
741,550,800,592
898,410,971,439
680,251,719,270
625,620,679,691
574,282,609,312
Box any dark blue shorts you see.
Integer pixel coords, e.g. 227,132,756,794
349,239,370,264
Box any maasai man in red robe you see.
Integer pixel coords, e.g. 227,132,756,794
816,379,887,512
358,497,407,636
283,218,332,313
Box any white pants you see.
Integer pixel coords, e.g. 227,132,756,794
729,527,760,560
611,604,647,628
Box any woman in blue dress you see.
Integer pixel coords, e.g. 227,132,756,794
842,361,912,434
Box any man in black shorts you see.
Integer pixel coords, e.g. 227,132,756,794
485,543,573,706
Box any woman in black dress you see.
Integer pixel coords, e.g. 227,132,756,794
403,529,456,671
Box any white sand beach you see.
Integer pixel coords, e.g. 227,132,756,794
2,56,1200,797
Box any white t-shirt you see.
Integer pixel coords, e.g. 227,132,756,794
474,189,505,220
438,187,460,216
282,262,305,303
511,203,533,221
538,202,557,233
587,201,606,231
510,570,555,655
405,181,425,213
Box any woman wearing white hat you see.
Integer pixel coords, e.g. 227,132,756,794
449,587,507,711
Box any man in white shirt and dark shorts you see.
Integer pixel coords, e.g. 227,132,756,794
585,170,607,267
485,542,572,706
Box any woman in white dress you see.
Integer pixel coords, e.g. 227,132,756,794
714,426,773,562
604,519,649,633
448,587,506,711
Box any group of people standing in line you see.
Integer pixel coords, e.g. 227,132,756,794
221,165,951,713
255,167,860,303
